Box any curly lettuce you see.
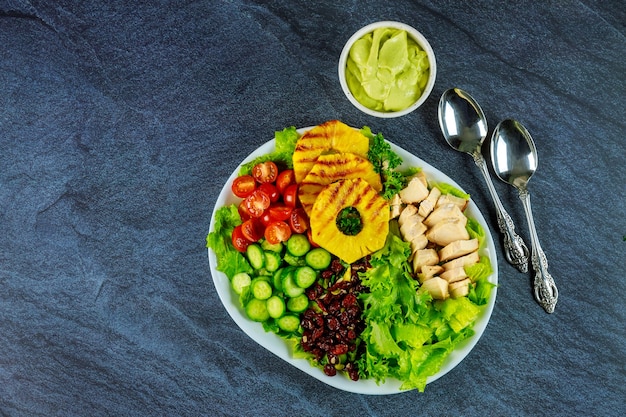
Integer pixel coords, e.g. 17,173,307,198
206,204,252,279
357,220,494,392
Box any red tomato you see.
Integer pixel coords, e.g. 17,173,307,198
276,169,295,194
258,183,280,203
238,201,251,221
231,225,250,252
243,189,271,218
241,218,264,242
264,221,292,244
289,208,309,234
252,161,278,184
283,184,299,208
231,175,256,198
259,211,273,227
268,204,292,221
307,228,320,248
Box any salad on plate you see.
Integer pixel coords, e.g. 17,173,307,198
207,120,497,393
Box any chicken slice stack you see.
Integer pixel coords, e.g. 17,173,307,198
391,173,480,300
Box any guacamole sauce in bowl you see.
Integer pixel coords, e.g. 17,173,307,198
339,21,436,118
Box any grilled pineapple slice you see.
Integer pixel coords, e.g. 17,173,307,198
298,152,383,216
311,178,389,264
292,120,370,183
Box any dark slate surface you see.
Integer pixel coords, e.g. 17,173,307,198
1,1,625,416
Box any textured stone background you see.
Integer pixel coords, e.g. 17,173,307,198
1,1,624,416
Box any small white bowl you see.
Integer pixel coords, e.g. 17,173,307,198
338,21,437,118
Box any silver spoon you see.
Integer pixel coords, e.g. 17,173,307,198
490,119,558,313
438,88,529,272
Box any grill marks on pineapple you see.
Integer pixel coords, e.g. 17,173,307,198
298,153,382,216
311,178,389,264
293,121,390,263
292,120,370,183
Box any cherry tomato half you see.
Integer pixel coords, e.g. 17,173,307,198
243,189,271,218
289,207,309,234
240,218,264,242
258,183,280,203
264,221,292,245
268,204,292,222
252,161,278,184
283,183,299,208
231,175,256,198
259,211,273,227
276,169,296,194
231,225,250,252
238,201,252,221
307,228,320,248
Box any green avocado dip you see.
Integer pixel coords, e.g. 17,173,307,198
345,27,430,112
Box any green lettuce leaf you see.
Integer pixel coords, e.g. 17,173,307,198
239,126,300,175
464,219,496,305
467,256,496,306
466,217,486,249
432,182,471,199
206,204,252,279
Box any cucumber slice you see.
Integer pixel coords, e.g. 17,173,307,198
264,250,281,272
231,272,251,295
294,266,317,289
282,269,305,298
261,240,283,253
266,295,286,319
305,248,332,270
283,251,305,267
287,293,309,313
246,243,265,270
245,298,269,322
272,268,285,292
251,278,273,300
277,314,300,333
286,234,311,257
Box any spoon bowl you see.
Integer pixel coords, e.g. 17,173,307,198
491,119,537,189
438,88,487,154
438,88,529,272
491,119,558,313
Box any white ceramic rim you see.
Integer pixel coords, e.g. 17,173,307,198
338,21,437,118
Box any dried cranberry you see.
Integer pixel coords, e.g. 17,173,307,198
346,305,360,318
330,259,344,273
342,293,358,308
328,300,341,314
306,283,323,300
327,317,340,331
331,344,349,356
324,364,337,376
345,363,359,381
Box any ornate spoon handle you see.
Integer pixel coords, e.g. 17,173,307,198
518,189,558,313
473,153,529,272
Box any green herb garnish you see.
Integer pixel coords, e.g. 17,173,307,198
362,127,406,200
336,207,363,236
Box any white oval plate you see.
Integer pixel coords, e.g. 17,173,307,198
208,127,498,395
